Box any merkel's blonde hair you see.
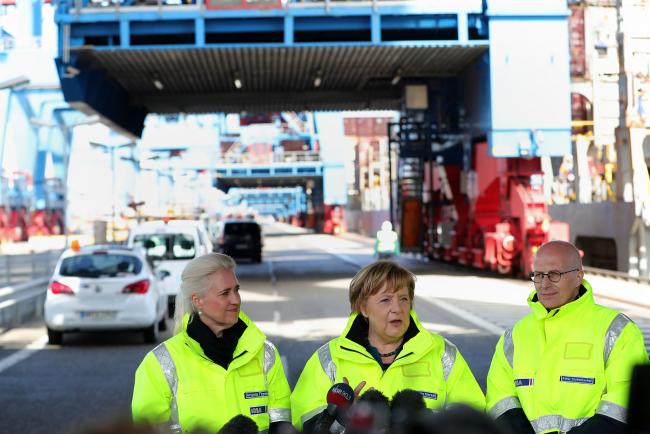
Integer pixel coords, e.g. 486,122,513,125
349,260,416,312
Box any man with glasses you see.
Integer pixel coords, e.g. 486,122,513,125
486,241,648,434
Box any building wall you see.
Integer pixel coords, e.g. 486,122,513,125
549,201,635,271
345,209,390,238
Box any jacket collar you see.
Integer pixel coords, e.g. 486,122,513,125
527,279,594,320
181,310,266,370
336,311,433,365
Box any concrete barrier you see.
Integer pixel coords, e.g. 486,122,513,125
0,278,49,333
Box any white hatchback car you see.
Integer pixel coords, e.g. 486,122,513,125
127,219,213,318
44,244,167,345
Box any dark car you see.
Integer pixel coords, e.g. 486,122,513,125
216,220,263,263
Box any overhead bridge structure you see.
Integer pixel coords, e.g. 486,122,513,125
53,0,580,276
54,0,571,157
55,1,487,131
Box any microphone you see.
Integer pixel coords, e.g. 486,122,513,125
217,415,259,434
309,383,355,434
347,389,391,434
390,389,427,434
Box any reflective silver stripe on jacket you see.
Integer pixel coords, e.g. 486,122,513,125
268,408,291,423
152,343,182,434
603,314,631,365
530,415,588,433
442,339,457,381
503,328,514,369
317,342,337,383
596,400,626,423
263,340,291,423
263,340,276,376
489,396,522,419
301,405,326,426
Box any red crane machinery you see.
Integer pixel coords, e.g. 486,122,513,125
389,119,569,277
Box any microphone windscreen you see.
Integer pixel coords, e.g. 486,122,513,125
358,389,390,408
217,415,258,434
350,389,391,433
391,389,426,413
391,390,428,434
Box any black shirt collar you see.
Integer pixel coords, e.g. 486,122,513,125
186,313,247,369
531,284,587,310
345,313,419,370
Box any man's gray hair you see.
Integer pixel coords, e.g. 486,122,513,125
173,253,236,334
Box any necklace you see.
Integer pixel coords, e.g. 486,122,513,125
378,349,399,358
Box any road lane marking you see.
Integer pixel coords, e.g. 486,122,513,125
267,259,277,286
273,310,281,323
425,298,505,336
326,252,362,269
322,249,507,335
0,335,48,375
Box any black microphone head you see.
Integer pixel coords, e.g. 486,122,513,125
358,389,390,407
348,389,391,433
392,389,426,413
391,389,428,434
431,404,504,434
217,415,258,434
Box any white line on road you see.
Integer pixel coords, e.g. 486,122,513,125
0,335,48,375
267,259,277,286
322,243,507,337
425,298,505,336
327,252,362,269
273,310,281,323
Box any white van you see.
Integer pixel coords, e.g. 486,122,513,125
127,220,213,317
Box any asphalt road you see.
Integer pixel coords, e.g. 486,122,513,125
0,223,648,434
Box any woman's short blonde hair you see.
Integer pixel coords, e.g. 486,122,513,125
174,253,237,334
349,260,416,312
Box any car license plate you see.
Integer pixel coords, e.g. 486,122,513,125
235,243,248,249
80,311,116,320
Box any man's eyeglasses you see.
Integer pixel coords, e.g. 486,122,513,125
529,269,580,283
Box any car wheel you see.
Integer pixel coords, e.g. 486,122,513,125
158,314,168,332
47,328,63,345
143,321,159,344
167,296,176,319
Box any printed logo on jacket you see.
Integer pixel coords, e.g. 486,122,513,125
250,405,268,415
559,376,595,385
244,391,269,399
514,378,535,387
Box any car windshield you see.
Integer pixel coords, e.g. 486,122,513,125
60,254,142,278
133,233,196,260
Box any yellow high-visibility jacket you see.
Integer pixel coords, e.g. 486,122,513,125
486,280,649,433
291,311,485,430
132,312,291,433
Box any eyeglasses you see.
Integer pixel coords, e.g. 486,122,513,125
529,269,580,283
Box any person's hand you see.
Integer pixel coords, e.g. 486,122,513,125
342,376,366,401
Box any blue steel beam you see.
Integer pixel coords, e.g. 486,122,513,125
215,163,323,178
55,56,147,138
54,1,488,136
56,2,487,50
